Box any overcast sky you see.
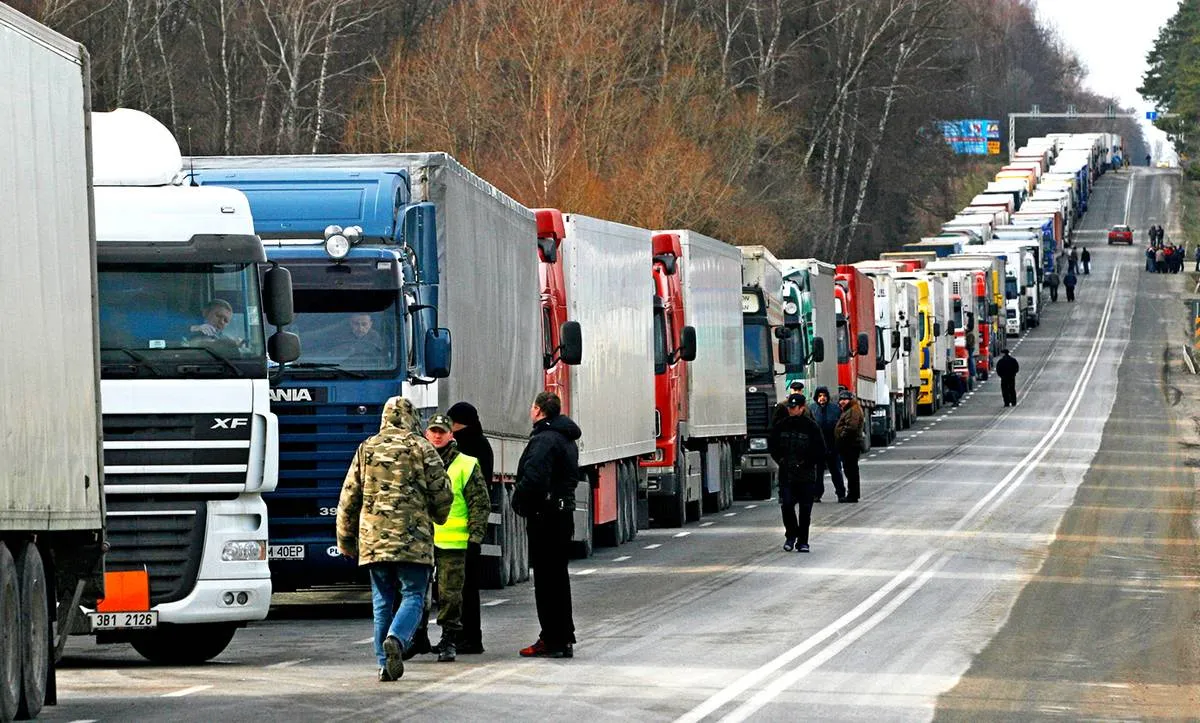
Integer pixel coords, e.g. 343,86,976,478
1032,0,1179,158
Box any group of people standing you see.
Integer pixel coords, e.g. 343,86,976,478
767,383,865,554
1145,226,1191,273
337,391,581,682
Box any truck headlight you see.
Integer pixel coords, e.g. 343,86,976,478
324,233,351,260
749,437,768,451
221,540,266,562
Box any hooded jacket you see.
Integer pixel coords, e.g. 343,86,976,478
810,386,841,447
512,414,582,517
447,401,495,485
336,396,453,566
768,411,825,489
833,399,865,453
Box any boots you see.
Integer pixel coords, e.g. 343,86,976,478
437,632,457,663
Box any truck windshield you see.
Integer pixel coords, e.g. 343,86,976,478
836,317,850,364
289,290,400,372
1005,278,1019,300
98,262,266,379
742,324,773,376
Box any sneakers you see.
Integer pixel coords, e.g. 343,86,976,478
783,538,796,552
797,544,810,553
382,635,405,680
519,639,573,658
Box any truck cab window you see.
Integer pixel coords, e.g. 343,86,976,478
836,317,850,364
654,308,668,375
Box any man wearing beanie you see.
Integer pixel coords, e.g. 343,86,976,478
446,401,494,654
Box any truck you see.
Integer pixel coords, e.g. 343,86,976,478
852,263,920,443
89,108,299,663
1,7,104,716
927,258,999,379
833,266,878,433
190,153,539,589
961,247,1027,336
737,246,789,498
903,238,963,258
780,259,836,395
647,231,746,520
534,209,654,551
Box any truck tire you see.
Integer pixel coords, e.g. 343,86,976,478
500,487,514,587
129,623,237,665
0,543,21,723
720,442,734,511
14,543,49,720
626,461,640,542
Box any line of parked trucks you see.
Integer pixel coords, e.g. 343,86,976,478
0,6,1125,718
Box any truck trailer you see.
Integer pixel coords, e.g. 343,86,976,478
737,246,788,499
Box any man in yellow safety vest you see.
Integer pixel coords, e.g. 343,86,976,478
417,413,491,662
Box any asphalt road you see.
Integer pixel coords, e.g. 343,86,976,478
47,168,1199,722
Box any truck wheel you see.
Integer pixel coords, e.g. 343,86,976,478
0,543,21,723
627,462,641,541
720,443,734,511
15,543,49,720
501,487,514,586
129,623,237,664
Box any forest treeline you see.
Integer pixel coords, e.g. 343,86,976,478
1142,0,1200,175
14,0,1146,260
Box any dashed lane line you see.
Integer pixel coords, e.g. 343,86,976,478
700,522,715,528
265,658,310,669
162,685,213,698
613,556,632,562
481,599,509,607
674,532,692,538
724,512,738,517
644,544,662,549
573,569,597,576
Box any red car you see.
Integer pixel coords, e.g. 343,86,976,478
1108,224,1133,245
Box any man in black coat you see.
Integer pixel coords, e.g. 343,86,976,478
810,386,845,502
512,391,581,659
996,349,1020,407
769,394,827,553
446,401,494,654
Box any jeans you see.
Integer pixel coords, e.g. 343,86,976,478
814,449,845,499
369,561,432,667
528,510,575,649
779,483,814,544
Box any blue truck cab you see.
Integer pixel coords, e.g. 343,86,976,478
189,165,449,590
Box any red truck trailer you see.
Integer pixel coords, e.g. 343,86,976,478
833,266,878,426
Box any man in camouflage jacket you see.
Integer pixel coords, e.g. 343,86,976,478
336,396,452,681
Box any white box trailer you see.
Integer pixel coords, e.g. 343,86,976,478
981,239,1041,329
852,263,920,443
1,6,104,717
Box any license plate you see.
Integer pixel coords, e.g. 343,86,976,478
89,611,158,631
269,544,305,560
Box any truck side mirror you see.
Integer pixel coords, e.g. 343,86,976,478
856,332,869,356
424,328,452,378
263,265,294,327
810,337,825,364
933,321,942,337
890,330,901,349
778,339,793,366
989,303,1000,316
558,320,583,365
679,325,698,362
537,236,558,264
267,330,301,364
947,319,957,333
903,336,912,352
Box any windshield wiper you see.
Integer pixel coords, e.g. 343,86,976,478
182,345,246,378
101,347,164,377
287,362,368,379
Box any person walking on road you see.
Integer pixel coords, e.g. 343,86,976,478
1194,246,1200,273
996,349,1020,407
1080,247,1091,275
413,413,490,663
1068,247,1079,275
769,394,826,553
444,401,493,654
512,392,582,659
1064,270,1078,302
336,396,452,682
1046,271,1060,302
834,391,866,503
810,387,845,502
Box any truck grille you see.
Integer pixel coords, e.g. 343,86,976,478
745,392,772,432
105,498,207,605
272,403,382,542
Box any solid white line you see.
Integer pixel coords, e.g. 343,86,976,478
644,544,662,549
674,532,691,538
673,552,936,723
721,557,948,722
613,556,632,562
162,685,212,698
265,658,309,669
481,599,508,607
1123,174,1136,225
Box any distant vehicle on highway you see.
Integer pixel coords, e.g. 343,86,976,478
1156,160,1173,168
1108,224,1134,245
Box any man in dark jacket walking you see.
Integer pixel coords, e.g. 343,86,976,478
810,387,845,502
996,349,1020,407
512,391,581,659
769,394,826,553
445,401,493,654
1064,270,1078,302
1046,272,1060,302
1080,247,1091,275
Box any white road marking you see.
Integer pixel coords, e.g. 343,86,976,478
613,556,632,562
355,636,374,644
724,512,738,517
644,543,662,549
674,531,691,538
265,658,310,669
481,598,509,607
700,522,715,527
67,720,98,723
162,685,212,698
1124,173,1136,224
574,568,597,576
745,504,758,510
